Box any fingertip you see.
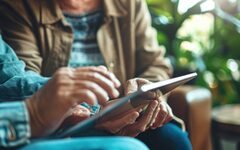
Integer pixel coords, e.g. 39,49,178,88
98,65,108,71
112,89,120,98
133,111,140,118
109,72,121,88
151,100,158,107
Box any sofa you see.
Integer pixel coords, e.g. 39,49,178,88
168,85,212,150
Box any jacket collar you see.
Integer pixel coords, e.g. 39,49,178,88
40,0,127,25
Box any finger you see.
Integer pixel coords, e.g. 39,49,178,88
96,111,139,134
71,90,98,106
73,81,110,105
125,79,138,95
126,78,159,100
163,104,174,124
74,66,121,88
125,78,149,94
72,72,120,98
135,100,158,129
123,100,158,136
152,102,168,128
62,106,91,127
98,66,121,88
71,105,91,117
149,104,160,127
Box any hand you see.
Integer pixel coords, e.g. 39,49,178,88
150,100,173,129
60,105,91,128
124,78,173,131
95,100,159,137
25,66,121,137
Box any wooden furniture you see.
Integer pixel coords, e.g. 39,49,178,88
168,85,212,150
212,104,240,150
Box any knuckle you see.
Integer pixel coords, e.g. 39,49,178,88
90,72,100,79
54,73,65,83
85,90,95,98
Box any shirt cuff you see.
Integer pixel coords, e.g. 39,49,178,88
0,102,30,147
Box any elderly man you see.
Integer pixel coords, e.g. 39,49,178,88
0,0,192,149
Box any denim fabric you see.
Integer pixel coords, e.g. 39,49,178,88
0,36,47,147
21,137,149,150
68,122,192,150
0,102,30,148
0,35,49,101
137,122,192,150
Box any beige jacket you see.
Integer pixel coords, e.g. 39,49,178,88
0,0,172,84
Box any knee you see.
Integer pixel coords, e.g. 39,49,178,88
156,123,192,150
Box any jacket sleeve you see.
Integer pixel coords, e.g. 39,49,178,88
0,102,30,148
0,1,43,73
0,35,48,101
135,0,173,82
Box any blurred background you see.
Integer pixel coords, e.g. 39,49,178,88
146,0,240,149
147,0,240,106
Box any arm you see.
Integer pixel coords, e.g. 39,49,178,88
0,1,43,73
135,0,173,81
0,35,48,101
0,102,30,148
113,1,174,135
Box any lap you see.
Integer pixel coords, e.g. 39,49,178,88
137,122,192,150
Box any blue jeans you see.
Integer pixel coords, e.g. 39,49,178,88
137,122,192,150
21,137,149,150
71,122,192,150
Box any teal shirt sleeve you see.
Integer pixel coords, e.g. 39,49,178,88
0,35,48,147
0,35,49,101
0,102,30,148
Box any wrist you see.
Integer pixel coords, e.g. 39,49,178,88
25,97,46,138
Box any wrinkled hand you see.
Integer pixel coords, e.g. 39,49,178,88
94,78,173,137
25,66,120,137
124,78,173,132
96,100,159,137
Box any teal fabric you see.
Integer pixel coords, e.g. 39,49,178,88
0,102,30,147
65,10,105,68
0,35,49,101
21,137,149,150
0,35,47,147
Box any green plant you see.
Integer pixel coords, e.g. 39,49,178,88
147,0,240,106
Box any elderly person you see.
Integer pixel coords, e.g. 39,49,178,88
0,35,149,150
0,0,192,149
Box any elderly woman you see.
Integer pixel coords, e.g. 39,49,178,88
0,0,192,149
